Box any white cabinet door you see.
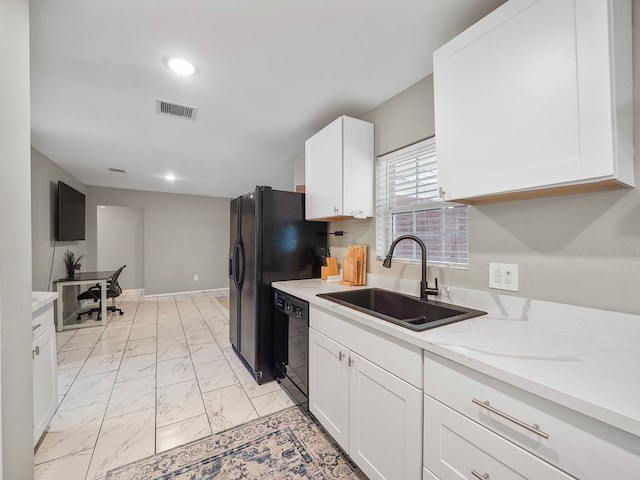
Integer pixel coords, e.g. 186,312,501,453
33,324,57,445
341,117,374,219
305,116,374,220
349,351,422,480
434,0,633,203
305,118,344,220
309,328,350,450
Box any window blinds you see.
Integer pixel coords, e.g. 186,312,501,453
375,137,468,266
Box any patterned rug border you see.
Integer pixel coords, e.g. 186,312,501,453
163,427,308,478
106,405,367,480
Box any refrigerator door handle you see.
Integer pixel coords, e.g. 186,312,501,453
230,237,240,284
229,247,235,279
237,237,245,289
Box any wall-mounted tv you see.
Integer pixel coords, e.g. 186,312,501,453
56,181,85,241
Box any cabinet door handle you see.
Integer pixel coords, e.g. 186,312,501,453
333,206,339,214
338,351,345,361
471,470,489,480
348,357,354,367
472,398,549,439
35,346,40,356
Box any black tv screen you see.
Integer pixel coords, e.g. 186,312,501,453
56,181,85,241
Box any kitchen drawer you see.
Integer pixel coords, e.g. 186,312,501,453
424,394,573,480
33,304,54,340
424,351,640,479
310,305,422,388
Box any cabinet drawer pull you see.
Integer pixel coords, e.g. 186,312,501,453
338,351,345,361
472,398,549,439
32,323,41,331
471,470,489,480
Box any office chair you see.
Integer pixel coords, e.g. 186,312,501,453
76,265,126,320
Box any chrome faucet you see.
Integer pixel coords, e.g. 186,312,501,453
382,234,439,301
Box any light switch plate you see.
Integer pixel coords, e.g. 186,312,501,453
489,263,519,292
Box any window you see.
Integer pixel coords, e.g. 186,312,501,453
375,137,468,267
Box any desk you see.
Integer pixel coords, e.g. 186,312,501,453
54,270,114,332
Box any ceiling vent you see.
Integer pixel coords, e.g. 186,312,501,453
156,99,198,121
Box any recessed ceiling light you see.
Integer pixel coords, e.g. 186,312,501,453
164,173,177,181
167,58,195,76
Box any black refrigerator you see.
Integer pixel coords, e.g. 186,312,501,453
229,186,327,384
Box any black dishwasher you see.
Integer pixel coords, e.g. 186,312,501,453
273,289,309,409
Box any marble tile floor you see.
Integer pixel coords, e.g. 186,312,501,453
34,290,294,480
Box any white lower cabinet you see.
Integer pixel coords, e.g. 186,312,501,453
309,312,422,480
423,351,640,480
423,394,572,480
33,306,58,446
349,349,422,480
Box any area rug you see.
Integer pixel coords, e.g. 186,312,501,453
106,406,368,479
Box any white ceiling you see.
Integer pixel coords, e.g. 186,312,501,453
29,0,506,199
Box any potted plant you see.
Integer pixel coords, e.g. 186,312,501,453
62,250,86,279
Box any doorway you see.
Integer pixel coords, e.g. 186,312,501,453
96,205,144,291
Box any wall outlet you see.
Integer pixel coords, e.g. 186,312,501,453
193,274,199,281
489,263,518,292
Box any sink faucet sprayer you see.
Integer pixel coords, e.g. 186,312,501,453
382,234,439,301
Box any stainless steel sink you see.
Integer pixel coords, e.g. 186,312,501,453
317,288,486,331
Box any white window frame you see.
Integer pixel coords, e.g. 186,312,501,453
375,137,468,268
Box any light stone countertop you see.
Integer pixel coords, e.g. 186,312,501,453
272,275,640,439
32,291,58,314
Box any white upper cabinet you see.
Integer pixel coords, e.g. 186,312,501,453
305,115,374,220
434,0,633,204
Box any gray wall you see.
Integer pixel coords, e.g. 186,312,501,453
0,0,35,477
85,186,229,295
96,206,144,290
318,9,640,315
292,152,305,191
31,150,229,296
31,148,88,291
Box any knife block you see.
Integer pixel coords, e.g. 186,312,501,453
321,257,339,280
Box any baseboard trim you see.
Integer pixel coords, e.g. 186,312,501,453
143,287,229,298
